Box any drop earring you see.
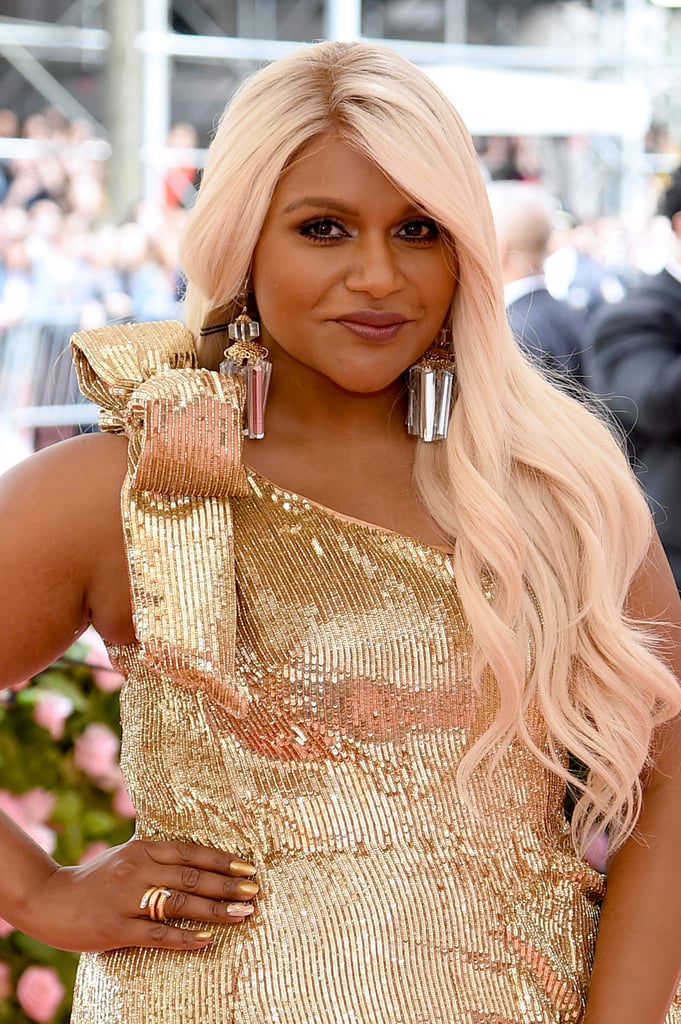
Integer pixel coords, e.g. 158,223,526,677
406,330,456,442
201,290,272,439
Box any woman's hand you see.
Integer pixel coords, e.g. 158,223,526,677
27,839,259,953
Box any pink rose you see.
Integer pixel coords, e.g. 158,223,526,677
74,723,120,788
78,840,109,864
0,791,56,853
33,692,73,740
0,916,15,938
112,785,137,819
0,960,12,999
23,822,56,856
0,790,23,823
81,629,124,693
16,965,65,1023
91,665,124,693
16,789,56,824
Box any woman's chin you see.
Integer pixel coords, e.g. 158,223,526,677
324,366,409,397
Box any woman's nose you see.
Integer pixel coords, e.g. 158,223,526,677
344,235,405,298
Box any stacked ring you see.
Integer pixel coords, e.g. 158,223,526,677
139,885,173,922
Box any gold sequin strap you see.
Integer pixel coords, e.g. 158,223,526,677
70,320,251,716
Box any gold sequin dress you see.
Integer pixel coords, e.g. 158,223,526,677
68,322,678,1024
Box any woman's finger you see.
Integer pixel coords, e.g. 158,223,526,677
131,869,259,922
119,919,217,951
140,839,256,877
144,889,256,924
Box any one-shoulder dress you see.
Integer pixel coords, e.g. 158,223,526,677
68,321,681,1024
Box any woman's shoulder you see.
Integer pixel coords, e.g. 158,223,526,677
0,432,128,502
0,434,134,683
0,433,129,577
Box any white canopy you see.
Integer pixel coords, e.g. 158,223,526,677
425,65,651,138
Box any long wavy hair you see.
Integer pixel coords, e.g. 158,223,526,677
179,39,681,856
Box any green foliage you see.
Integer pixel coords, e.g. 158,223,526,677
0,636,133,1023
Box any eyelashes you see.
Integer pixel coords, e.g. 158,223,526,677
296,216,441,245
396,219,441,242
297,217,348,242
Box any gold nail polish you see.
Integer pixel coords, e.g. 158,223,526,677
233,880,259,898
229,858,257,877
195,931,213,941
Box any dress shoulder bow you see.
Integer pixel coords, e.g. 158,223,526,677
71,319,250,716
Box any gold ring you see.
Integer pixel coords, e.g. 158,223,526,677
139,886,159,911
150,887,172,922
140,885,172,921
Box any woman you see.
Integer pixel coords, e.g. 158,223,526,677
1,40,680,1024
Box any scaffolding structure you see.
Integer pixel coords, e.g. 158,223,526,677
0,0,679,218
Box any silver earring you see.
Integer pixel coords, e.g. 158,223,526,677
406,330,456,442
202,291,272,439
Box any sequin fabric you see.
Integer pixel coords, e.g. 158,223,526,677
69,323,680,1024
71,321,250,712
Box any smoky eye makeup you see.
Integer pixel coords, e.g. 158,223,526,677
293,211,443,247
296,216,352,242
395,218,441,242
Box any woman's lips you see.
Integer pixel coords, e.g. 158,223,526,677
335,311,408,342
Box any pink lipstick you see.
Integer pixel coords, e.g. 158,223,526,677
335,310,408,341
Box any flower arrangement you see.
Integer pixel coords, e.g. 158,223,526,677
0,629,134,1024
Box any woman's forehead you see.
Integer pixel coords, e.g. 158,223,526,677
270,136,424,215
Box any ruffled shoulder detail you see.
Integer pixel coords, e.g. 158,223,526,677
71,320,198,433
70,320,250,716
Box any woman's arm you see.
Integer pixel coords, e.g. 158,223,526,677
0,432,132,685
583,534,681,1023
0,435,259,948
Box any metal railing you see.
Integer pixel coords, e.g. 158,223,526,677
0,320,99,442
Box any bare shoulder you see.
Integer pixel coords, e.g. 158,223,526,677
0,433,133,687
627,534,681,628
0,432,129,565
627,532,681,783
627,532,681,680
0,431,128,500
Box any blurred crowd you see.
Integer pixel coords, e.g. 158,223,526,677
0,107,680,590
0,106,193,332
1,106,679,333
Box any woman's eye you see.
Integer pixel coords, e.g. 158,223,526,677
397,219,440,241
298,217,348,241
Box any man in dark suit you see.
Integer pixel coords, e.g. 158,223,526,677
488,181,588,387
589,167,681,591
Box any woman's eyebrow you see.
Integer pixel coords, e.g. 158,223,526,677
282,197,356,214
282,196,424,217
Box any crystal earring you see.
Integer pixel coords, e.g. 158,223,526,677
406,330,456,442
201,292,272,439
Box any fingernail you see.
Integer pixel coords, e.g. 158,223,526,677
195,931,213,941
226,902,255,917
234,880,259,898
229,859,257,877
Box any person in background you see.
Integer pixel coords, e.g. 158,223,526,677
589,165,681,592
0,108,19,202
488,179,589,388
544,213,627,318
163,122,200,210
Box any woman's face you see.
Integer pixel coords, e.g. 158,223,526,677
251,135,456,395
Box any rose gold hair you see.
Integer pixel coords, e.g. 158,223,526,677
179,40,681,855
